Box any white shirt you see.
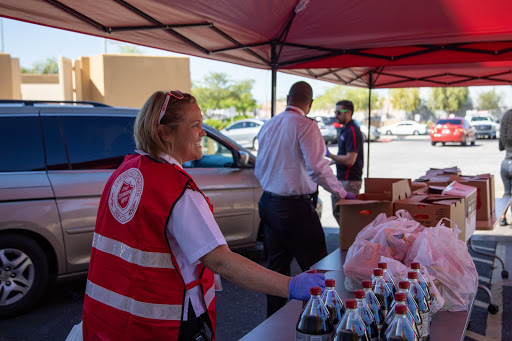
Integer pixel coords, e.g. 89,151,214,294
254,106,347,198
136,151,227,319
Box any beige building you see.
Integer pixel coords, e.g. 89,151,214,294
0,52,191,108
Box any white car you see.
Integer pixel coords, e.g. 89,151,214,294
221,118,268,150
381,120,428,136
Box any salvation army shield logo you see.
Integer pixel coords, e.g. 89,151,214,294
109,168,144,224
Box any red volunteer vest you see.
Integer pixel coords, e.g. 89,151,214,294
83,154,216,340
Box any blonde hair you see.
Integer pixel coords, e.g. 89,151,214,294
134,91,197,159
500,110,512,148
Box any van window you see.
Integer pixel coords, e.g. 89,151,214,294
0,116,45,172
56,116,136,170
184,136,234,168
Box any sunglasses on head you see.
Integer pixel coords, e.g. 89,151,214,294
334,109,349,115
158,90,185,124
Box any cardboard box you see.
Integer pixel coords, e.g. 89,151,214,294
449,174,494,220
363,178,412,201
394,194,466,237
336,199,393,250
335,178,411,250
442,181,477,241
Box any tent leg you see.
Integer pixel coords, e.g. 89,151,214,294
366,87,372,178
271,67,277,117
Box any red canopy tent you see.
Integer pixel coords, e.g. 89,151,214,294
2,0,512,173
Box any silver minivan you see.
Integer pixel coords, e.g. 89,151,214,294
0,101,267,317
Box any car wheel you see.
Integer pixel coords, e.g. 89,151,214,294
362,133,368,142
413,130,419,135
431,141,436,146
442,142,446,146
461,135,467,146
252,137,259,151
0,234,49,318
386,130,392,135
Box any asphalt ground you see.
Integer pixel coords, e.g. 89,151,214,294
1,135,511,340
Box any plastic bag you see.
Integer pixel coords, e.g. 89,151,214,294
344,211,426,287
404,218,478,311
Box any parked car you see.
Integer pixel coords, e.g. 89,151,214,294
469,116,498,139
310,116,338,144
380,120,428,135
220,118,268,150
0,100,322,317
430,117,476,146
358,122,381,142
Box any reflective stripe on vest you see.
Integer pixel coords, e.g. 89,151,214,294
86,279,182,320
92,232,175,269
204,283,215,309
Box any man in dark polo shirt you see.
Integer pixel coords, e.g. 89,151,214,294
326,99,364,224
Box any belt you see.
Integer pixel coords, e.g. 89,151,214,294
263,191,312,200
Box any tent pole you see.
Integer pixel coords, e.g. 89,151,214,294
270,40,277,117
366,72,373,178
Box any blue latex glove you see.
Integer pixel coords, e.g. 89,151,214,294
325,145,330,157
344,192,357,200
288,271,326,301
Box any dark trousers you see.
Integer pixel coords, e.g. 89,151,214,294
258,192,327,317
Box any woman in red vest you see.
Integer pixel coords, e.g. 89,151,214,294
82,90,325,340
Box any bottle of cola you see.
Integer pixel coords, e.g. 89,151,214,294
397,281,422,336
362,280,385,334
381,292,420,340
378,262,397,295
321,279,345,327
354,290,379,341
296,286,334,341
407,272,430,341
372,268,393,319
331,299,370,341
410,263,432,306
381,304,420,341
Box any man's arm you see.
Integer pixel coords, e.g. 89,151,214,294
327,151,357,166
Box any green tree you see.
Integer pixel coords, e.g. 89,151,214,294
117,44,144,54
192,72,257,117
477,90,502,110
311,86,380,112
21,57,58,74
427,87,469,114
389,88,421,117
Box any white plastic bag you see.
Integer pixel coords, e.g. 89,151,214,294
344,211,425,286
404,218,478,311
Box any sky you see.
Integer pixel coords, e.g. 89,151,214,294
1,17,512,108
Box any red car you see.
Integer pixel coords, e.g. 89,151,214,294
430,117,476,146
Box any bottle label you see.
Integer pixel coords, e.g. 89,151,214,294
295,331,331,341
420,311,430,338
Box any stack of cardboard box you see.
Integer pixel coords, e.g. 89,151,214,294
335,178,411,250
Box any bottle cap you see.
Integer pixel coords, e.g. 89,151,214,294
411,262,421,270
325,279,335,287
345,299,358,309
354,290,366,299
373,268,384,276
378,262,388,269
310,286,322,295
395,304,408,315
394,292,407,302
399,281,410,289
362,280,373,288
408,271,418,279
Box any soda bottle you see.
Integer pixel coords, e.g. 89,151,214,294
381,304,420,341
378,262,397,294
381,292,420,340
354,290,379,341
321,279,345,326
407,272,430,341
397,281,422,338
362,280,385,333
410,263,432,305
372,268,393,319
296,286,334,341
331,299,370,341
